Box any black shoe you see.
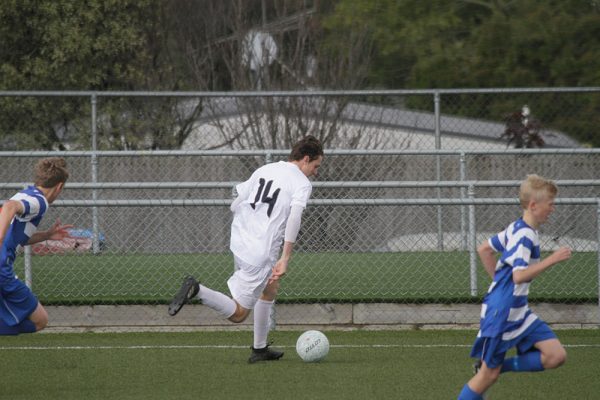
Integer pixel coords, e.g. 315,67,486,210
168,276,199,316
473,359,482,375
248,344,284,364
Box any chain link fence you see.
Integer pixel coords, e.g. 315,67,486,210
0,149,598,331
1,88,598,152
0,89,599,330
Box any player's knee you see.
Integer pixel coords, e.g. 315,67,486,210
34,310,49,331
228,314,247,323
228,306,250,323
545,347,567,369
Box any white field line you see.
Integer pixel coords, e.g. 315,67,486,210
1,344,599,351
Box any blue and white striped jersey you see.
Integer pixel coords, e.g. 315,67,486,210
0,186,48,283
478,218,541,339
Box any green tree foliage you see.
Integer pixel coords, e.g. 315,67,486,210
325,0,600,89
0,0,156,90
0,0,198,150
2,0,599,148
324,0,600,146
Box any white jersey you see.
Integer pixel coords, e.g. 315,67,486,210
230,161,312,267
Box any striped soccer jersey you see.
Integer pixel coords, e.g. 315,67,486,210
229,161,312,267
0,186,48,285
478,218,541,340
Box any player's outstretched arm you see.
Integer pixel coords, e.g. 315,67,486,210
513,246,572,284
28,219,74,245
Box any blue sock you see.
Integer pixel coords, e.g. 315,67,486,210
0,319,36,335
501,350,544,373
458,384,483,400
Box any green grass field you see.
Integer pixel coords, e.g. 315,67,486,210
14,251,598,304
2,329,599,399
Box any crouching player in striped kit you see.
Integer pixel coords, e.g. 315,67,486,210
0,157,72,335
458,174,572,400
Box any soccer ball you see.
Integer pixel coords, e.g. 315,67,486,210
296,330,329,362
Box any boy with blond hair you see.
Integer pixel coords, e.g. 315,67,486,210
0,157,72,335
458,174,572,399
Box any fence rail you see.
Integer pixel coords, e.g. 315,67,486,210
6,179,600,190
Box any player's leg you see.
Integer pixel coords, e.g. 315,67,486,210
168,275,239,320
201,283,243,322
249,270,283,363
459,337,505,399
501,320,562,373
460,361,501,399
0,320,35,334
227,256,273,326
0,281,42,335
500,349,544,373
253,280,279,347
535,338,566,369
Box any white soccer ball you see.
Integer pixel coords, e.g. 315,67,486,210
296,330,329,362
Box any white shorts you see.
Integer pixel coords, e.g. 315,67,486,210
227,256,273,310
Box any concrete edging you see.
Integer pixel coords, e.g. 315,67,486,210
43,303,600,332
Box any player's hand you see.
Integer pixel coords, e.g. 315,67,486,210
46,219,74,241
551,246,572,263
268,259,288,283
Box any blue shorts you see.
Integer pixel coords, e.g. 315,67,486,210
470,318,557,369
0,278,39,326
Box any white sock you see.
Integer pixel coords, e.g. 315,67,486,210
253,299,274,349
197,284,236,318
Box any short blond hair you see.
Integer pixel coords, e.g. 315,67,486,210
519,174,557,209
34,157,69,188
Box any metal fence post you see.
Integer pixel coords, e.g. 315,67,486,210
24,245,32,288
91,94,100,254
434,91,443,251
460,151,467,250
597,199,600,326
468,184,478,296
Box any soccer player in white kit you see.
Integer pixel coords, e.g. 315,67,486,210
169,136,323,363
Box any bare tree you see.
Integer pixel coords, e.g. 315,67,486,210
166,0,391,154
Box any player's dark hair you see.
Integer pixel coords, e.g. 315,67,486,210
34,157,69,188
289,135,323,162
